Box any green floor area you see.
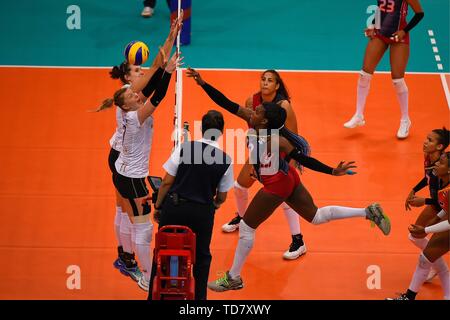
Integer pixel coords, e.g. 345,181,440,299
0,0,448,71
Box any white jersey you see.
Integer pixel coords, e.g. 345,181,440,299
109,107,125,152
115,110,154,178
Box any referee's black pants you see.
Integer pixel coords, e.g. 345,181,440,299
148,198,215,300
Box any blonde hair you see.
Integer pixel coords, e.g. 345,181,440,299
90,87,128,112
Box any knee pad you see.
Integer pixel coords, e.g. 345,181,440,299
359,70,373,88
239,220,255,241
120,213,132,234
393,78,408,94
114,207,122,226
134,222,153,246
419,253,433,269
234,181,248,194
311,207,330,225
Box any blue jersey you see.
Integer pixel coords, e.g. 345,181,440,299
377,0,408,38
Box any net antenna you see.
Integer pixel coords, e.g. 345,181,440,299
173,0,183,149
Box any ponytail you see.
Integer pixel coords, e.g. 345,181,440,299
88,87,127,113
109,61,130,84
88,98,114,113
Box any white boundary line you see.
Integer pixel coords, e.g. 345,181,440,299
440,74,450,110
0,65,448,75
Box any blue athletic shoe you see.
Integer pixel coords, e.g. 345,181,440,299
113,258,125,269
120,265,143,282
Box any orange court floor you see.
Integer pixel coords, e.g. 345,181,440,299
0,67,448,300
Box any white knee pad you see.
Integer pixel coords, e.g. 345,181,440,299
134,222,153,246
114,207,122,226
120,213,132,235
239,220,255,242
234,181,249,197
418,253,433,269
359,70,373,88
393,78,408,94
311,207,330,225
408,233,428,250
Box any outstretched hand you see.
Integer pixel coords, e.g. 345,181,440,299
169,10,184,41
186,67,205,85
332,161,357,176
165,52,184,73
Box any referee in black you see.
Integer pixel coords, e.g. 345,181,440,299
148,110,234,300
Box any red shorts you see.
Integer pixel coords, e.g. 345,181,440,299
261,165,300,199
375,31,410,45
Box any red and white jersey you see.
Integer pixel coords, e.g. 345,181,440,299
438,185,450,214
115,110,154,178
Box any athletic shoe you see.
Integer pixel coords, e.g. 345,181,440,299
120,265,143,282
386,293,410,300
138,276,150,292
425,268,438,283
344,115,365,129
397,118,411,139
221,215,242,233
365,203,391,235
283,235,307,260
141,7,153,18
207,271,243,292
113,258,125,269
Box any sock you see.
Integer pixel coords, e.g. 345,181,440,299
229,220,255,278
355,70,372,118
408,233,428,250
120,212,133,254
311,206,366,225
408,253,433,293
134,221,153,281
234,181,249,218
393,78,409,120
433,257,450,300
114,206,122,247
281,202,301,235
405,289,417,300
292,233,304,246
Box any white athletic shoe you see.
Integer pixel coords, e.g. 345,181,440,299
141,7,153,18
397,119,411,139
283,244,307,260
344,115,365,129
138,276,150,291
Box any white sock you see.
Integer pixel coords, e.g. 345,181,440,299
393,78,409,120
229,220,255,278
433,257,450,300
114,206,122,247
311,206,366,225
409,253,432,293
408,234,428,250
234,181,249,218
120,212,133,254
355,70,372,118
131,224,137,253
134,221,153,281
281,203,301,235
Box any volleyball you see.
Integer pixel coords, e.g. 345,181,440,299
124,41,149,65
